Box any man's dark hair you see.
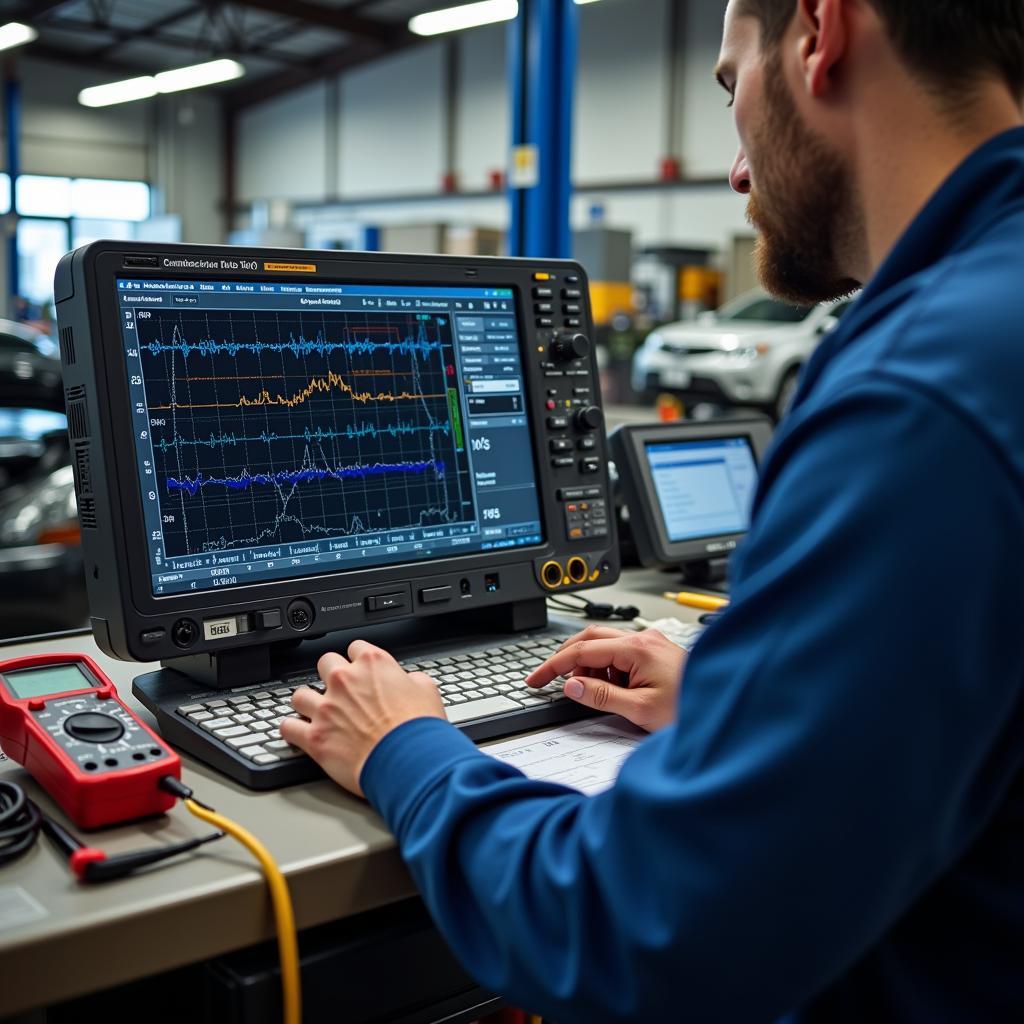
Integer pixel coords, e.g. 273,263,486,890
736,0,1024,100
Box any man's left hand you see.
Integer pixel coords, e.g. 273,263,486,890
280,640,446,796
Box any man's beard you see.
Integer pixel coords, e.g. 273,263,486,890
748,56,863,305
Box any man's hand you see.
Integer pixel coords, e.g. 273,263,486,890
280,640,446,797
525,625,686,733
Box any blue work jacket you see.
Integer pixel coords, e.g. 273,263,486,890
362,127,1024,1023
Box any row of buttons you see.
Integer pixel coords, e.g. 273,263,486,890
534,284,583,328
550,437,596,453
552,456,601,472
565,498,610,540
533,286,582,300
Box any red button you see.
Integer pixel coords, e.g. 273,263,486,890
97,688,112,700
29,699,44,712
546,399,557,410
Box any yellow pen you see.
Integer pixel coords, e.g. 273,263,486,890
662,591,730,612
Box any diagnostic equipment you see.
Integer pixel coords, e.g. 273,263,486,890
0,653,179,828
610,417,773,580
54,242,618,787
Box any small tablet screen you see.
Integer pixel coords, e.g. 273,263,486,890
644,437,758,543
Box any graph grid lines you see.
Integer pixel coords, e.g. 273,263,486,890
136,307,475,558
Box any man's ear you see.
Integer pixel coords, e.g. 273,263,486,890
795,0,848,98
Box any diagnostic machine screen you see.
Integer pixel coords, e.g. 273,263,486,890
645,437,758,542
115,278,543,596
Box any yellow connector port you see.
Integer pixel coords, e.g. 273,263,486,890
541,560,564,589
566,556,589,585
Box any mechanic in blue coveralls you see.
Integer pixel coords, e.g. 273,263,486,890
282,2,1024,1021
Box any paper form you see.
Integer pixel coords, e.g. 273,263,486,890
484,716,646,795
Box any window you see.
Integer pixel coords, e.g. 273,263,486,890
720,295,812,323
17,219,70,308
12,175,150,307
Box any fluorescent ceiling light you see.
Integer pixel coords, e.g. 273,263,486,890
573,0,604,4
155,58,245,94
0,22,38,51
79,58,245,108
410,0,518,36
79,76,159,108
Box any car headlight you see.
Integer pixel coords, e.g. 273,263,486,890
726,343,770,361
0,465,80,547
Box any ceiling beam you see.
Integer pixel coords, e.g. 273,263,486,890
45,16,308,68
8,0,77,18
225,0,397,43
225,31,421,111
87,4,205,61
21,40,144,75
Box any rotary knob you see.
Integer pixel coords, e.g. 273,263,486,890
574,405,604,432
64,712,125,744
551,333,591,362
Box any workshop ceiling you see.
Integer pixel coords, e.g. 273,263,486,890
0,0,452,108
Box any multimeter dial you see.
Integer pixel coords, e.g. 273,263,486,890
33,696,166,774
64,712,126,743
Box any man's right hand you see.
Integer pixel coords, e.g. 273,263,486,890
525,626,687,733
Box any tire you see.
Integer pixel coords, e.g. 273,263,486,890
774,366,802,421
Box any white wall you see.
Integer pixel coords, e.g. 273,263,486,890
681,0,739,177
455,24,508,191
574,0,669,183
339,44,446,198
14,57,149,179
152,93,225,245
237,81,328,203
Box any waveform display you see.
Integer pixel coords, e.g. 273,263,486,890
142,324,445,362
134,307,474,558
149,366,446,412
167,458,445,498
153,419,451,454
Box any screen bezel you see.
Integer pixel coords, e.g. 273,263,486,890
611,417,774,567
90,250,557,618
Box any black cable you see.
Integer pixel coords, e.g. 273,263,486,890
0,780,42,867
547,595,641,622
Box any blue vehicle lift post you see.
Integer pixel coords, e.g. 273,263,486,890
507,0,578,259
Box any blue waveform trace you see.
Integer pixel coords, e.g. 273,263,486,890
168,458,446,499
142,323,445,361
153,419,451,454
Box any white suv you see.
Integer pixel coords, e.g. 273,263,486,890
631,290,855,419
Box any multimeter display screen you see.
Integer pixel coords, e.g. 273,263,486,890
2,664,94,699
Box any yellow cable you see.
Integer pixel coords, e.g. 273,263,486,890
184,799,301,1024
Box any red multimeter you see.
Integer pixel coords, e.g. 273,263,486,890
0,653,180,829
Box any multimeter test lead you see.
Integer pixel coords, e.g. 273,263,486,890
0,654,302,1024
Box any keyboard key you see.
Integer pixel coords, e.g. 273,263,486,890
206,700,228,708
251,691,272,700
225,732,264,749
186,711,214,723
252,721,272,732
238,744,267,759
519,696,550,707
478,686,499,697
178,703,203,714
234,702,256,713
212,707,235,718
446,696,525,723
253,753,281,765
216,725,251,740
200,718,236,734
271,687,293,697
235,713,255,724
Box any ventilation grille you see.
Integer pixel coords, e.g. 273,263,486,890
65,386,89,440
73,441,93,497
78,496,97,530
59,325,75,365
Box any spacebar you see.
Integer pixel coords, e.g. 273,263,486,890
446,696,523,723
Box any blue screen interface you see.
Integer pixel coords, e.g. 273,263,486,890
645,437,758,542
115,278,543,596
